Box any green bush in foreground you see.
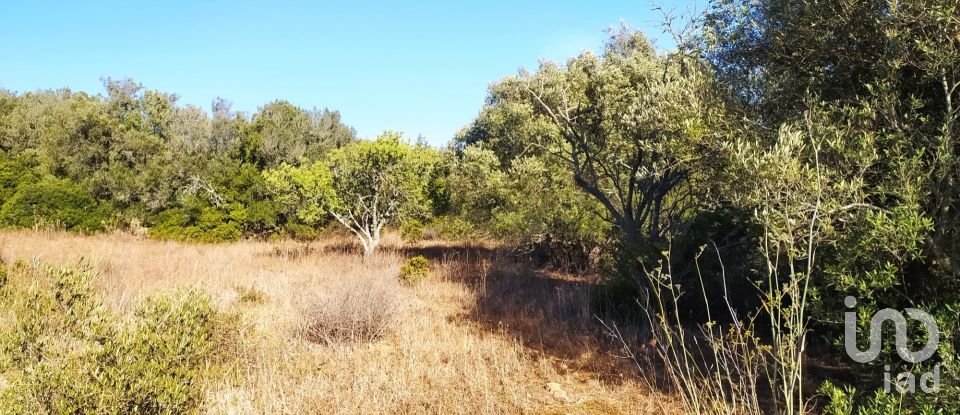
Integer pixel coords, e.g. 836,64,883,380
399,255,429,285
0,262,227,414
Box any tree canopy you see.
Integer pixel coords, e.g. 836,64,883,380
265,132,439,256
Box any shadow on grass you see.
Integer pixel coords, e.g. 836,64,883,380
262,239,670,386
404,242,657,385
264,239,655,383
261,240,361,259
263,239,499,262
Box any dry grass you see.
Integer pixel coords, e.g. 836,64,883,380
0,229,681,414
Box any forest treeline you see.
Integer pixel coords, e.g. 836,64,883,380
2,0,960,412
0,78,358,240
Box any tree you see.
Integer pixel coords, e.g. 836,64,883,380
444,144,608,268
211,98,244,153
308,108,356,153
444,144,509,225
0,78,359,241
473,29,724,257
265,132,437,257
696,2,960,409
244,100,312,167
263,160,335,227
701,0,960,300
243,101,357,168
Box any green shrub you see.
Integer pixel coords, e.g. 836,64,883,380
399,255,429,285
0,264,112,412
150,203,243,243
427,216,475,240
818,381,856,415
0,264,108,371
235,285,268,305
0,155,38,204
399,219,425,242
0,177,111,232
239,200,280,235
284,222,318,241
818,382,914,415
95,289,220,413
0,263,227,414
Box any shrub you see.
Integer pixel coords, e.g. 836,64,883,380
0,177,111,232
95,289,221,413
303,275,400,344
0,263,227,414
235,285,268,305
427,216,475,240
818,381,856,415
0,155,38,204
283,222,318,241
399,219,425,243
150,203,243,243
0,264,108,371
399,255,429,285
818,381,913,415
0,264,111,412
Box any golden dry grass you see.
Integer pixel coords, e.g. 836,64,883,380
0,229,681,414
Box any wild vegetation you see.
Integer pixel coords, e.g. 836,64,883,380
0,231,677,414
1,0,959,413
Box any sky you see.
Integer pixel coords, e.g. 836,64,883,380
1,0,697,146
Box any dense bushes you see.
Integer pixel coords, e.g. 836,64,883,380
94,290,223,413
149,198,244,242
0,262,229,414
442,145,609,269
451,5,960,413
0,4,958,412
0,81,357,241
0,155,37,203
0,177,112,232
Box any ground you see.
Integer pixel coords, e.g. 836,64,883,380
0,230,681,414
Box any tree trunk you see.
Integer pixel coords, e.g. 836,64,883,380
360,234,380,260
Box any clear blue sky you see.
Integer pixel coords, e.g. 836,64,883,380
1,0,697,146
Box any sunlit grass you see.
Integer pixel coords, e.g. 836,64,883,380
0,230,679,414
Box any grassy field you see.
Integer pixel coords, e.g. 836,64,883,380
0,230,679,414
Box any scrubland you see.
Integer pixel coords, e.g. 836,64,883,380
0,230,679,414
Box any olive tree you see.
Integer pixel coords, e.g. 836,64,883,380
476,29,724,255
265,132,437,257
244,101,357,168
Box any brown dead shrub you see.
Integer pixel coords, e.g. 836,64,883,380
302,273,401,344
